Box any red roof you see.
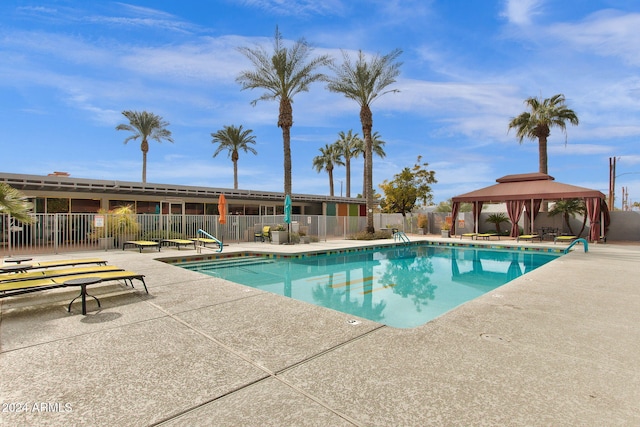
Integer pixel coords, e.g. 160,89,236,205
452,173,606,203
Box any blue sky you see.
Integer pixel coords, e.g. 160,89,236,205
1,0,639,208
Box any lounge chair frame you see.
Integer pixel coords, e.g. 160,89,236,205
122,240,161,252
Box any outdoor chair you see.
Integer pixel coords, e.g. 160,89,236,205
517,234,542,242
255,226,271,242
122,240,161,252
160,239,197,250
460,233,477,240
554,235,578,244
29,258,108,269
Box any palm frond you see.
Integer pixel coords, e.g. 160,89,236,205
0,183,34,223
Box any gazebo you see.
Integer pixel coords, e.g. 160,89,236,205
451,173,610,242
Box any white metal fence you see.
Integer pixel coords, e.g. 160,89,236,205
0,213,370,255
8,210,631,256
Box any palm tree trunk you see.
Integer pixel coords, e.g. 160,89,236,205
362,152,366,198
538,135,549,211
360,105,374,233
345,158,351,198
328,168,334,196
141,138,149,183
538,135,548,175
282,127,292,196
279,98,293,196
233,160,239,190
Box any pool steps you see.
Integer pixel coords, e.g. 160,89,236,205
176,256,274,271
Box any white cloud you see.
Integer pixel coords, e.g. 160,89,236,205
237,0,346,16
500,0,544,26
546,10,640,66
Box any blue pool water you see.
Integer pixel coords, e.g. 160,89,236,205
175,245,560,328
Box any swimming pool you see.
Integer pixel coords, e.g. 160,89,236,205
174,244,560,328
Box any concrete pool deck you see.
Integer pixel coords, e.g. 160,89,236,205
1,236,639,426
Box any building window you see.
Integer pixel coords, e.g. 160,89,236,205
136,201,159,214
70,199,101,213
46,198,70,213
185,203,204,215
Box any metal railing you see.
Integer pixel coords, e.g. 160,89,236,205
0,211,491,256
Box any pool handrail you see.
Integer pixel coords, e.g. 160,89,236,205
564,238,588,254
394,231,410,245
196,229,223,252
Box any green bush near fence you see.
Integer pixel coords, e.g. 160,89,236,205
348,230,393,240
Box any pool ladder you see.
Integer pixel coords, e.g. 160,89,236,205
394,230,410,245
196,229,223,253
564,238,588,254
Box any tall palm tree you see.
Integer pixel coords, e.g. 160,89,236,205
327,49,402,232
116,110,174,183
236,26,332,197
211,125,258,190
0,183,33,223
313,143,344,196
355,131,387,198
333,130,362,197
508,94,579,174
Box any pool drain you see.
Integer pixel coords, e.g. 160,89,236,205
347,319,361,325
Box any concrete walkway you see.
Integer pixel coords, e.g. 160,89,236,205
1,237,639,426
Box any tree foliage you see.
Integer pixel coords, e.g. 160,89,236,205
549,198,587,236
116,110,174,183
211,124,257,189
332,130,362,198
485,213,510,234
236,26,331,196
434,200,472,213
313,143,344,196
327,48,402,232
0,183,34,223
508,93,578,174
378,156,437,216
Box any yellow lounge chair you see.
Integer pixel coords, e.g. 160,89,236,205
0,265,123,283
161,239,196,250
1,270,148,309
30,258,108,269
476,233,500,240
517,234,541,242
554,235,578,244
122,240,161,252
460,233,477,240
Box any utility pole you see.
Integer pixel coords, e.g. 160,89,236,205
608,156,616,209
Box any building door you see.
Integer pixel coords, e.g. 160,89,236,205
160,200,185,237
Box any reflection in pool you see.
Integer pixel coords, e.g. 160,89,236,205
175,245,560,328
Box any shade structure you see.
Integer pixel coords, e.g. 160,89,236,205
218,194,227,225
450,173,609,241
284,194,292,224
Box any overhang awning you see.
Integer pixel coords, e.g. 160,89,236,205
450,173,609,241
451,173,605,203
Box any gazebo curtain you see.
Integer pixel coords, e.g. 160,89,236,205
506,200,525,237
451,201,483,235
586,197,601,242
472,201,483,233
524,199,542,233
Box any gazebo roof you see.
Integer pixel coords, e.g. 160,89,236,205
451,173,606,203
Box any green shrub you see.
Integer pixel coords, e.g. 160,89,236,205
348,230,393,240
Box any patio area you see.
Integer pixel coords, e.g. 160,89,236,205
1,236,639,426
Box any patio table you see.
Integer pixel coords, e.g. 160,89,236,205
64,277,102,315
